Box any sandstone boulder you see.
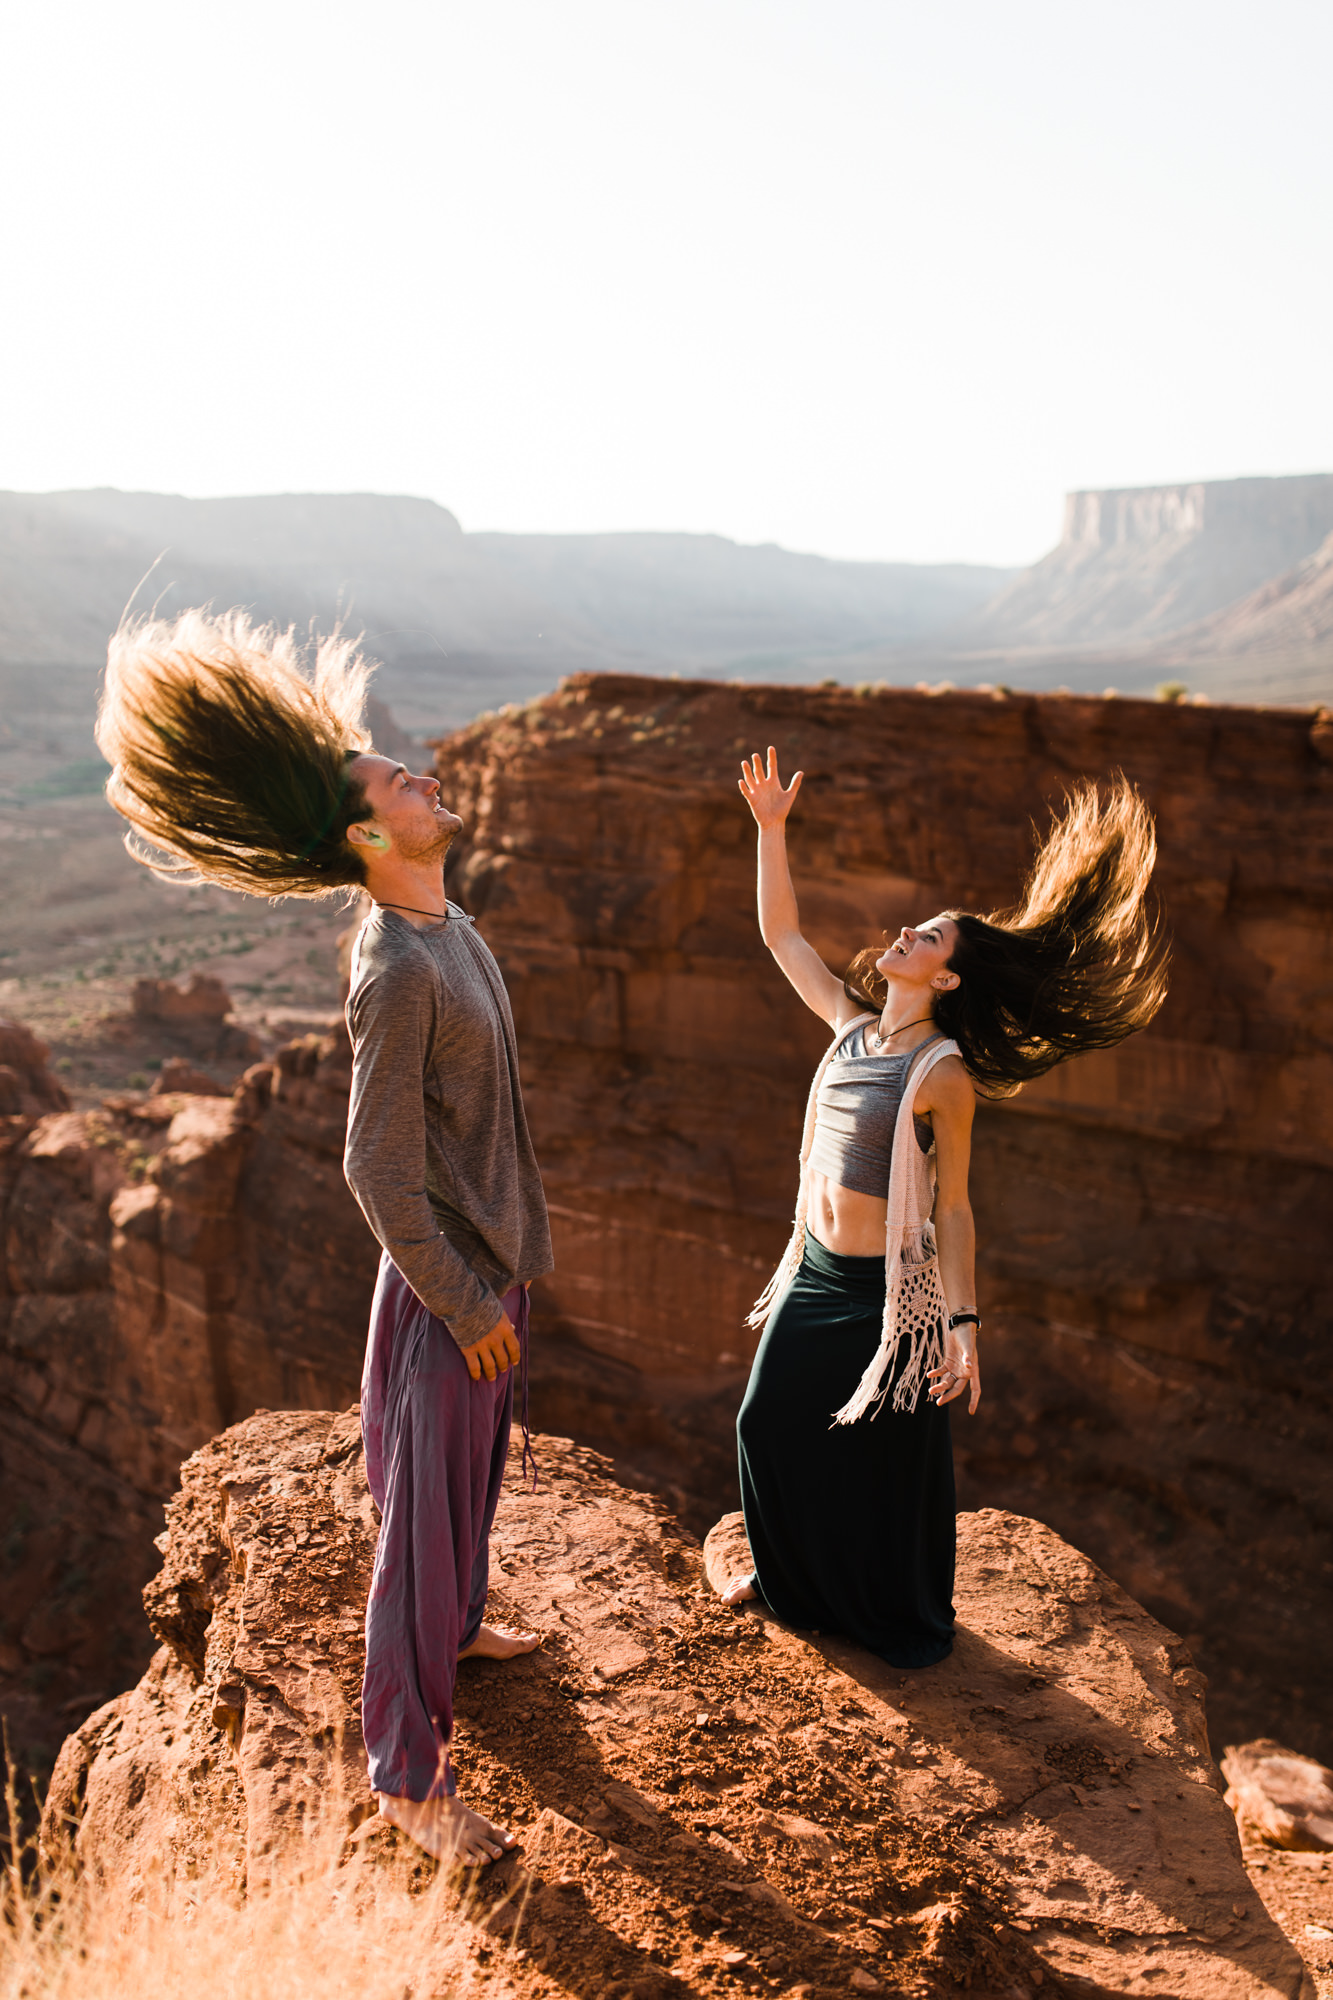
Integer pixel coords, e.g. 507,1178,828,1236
1224,1741,1333,1852
148,1056,228,1097
0,1017,71,1117
130,973,261,1062
45,1410,1311,1999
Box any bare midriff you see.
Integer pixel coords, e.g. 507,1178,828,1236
807,1170,888,1258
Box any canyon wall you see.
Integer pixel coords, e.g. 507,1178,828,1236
0,1028,380,1769
436,672,1333,1759
5,672,1329,1776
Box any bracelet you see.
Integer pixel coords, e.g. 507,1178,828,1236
947,1311,981,1331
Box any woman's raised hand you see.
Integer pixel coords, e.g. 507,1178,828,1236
739,746,804,827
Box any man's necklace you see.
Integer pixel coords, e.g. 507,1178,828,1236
374,900,449,921
869,1013,934,1052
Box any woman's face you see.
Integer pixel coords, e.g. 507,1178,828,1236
875,915,960,991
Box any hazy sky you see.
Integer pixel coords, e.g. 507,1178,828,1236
1,0,1329,565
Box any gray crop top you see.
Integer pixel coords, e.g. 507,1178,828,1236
806,1024,938,1200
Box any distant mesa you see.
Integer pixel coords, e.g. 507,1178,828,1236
0,486,1013,735
962,472,1333,651
1172,523,1333,658
0,475,1329,722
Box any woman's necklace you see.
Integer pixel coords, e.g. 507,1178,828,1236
869,1013,934,1052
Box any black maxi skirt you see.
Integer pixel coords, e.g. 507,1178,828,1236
737,1228,955,1667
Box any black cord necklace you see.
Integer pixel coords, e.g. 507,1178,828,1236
375,899,449,922
870,1012,934,1051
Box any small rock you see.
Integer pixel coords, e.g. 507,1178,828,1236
720,1949,747,1967
849,1971,882,1993
149,1058,226,1098
1222,1739,1333,1849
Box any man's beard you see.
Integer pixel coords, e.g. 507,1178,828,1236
396,819,457,868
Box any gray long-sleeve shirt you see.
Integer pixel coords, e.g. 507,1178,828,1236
343,902,553,1348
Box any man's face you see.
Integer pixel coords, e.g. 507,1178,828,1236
348,754,463,865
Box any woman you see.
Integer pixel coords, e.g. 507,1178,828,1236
723,747,1169,1667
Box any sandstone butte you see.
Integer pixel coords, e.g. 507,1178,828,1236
1,674,1329,1781
43,1409,1313,2000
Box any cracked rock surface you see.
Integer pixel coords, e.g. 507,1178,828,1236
45,1409,1310,2000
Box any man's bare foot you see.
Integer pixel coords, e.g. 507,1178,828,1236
458,1622,542,1661
720,1573,757,1606
377,1790,516,1866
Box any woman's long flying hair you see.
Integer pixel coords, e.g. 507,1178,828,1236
843,776,1170,1093
95,609,375,898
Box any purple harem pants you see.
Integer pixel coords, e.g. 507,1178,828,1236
360,1252,530,1801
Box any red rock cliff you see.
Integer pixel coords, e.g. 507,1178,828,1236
5,676,1329,1780
435,674,1333,1759
45,1407,1309,2000
0,1029,380,1768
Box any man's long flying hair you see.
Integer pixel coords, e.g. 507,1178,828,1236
96,609,376,898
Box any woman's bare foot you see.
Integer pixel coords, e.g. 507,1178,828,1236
458,1622,542,1661
377,1790,516,1866
720,1573,757,1606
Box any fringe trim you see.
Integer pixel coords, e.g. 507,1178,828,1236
830,1237,947,1424
744,1216,804,1329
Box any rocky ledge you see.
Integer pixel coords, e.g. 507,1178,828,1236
45,1411,1310,2000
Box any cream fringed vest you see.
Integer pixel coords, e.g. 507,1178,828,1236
746,1012,962,1423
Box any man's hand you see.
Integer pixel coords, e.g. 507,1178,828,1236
461,1313,520,1383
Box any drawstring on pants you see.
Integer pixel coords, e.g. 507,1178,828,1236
516,1284,537,1489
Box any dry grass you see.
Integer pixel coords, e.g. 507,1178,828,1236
2,1760,517,2000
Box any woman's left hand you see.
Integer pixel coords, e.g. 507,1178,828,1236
928,1332,981,1414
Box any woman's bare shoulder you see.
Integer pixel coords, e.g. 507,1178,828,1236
831,1001,876,1033
917,1050,975,1114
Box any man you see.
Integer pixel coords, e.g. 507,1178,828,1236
342,752,552,1865
95,611,552,1865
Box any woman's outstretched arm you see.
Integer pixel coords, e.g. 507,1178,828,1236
739,747,854,1029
